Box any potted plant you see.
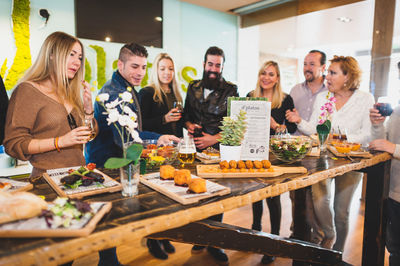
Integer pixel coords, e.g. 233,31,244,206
218,110,247,161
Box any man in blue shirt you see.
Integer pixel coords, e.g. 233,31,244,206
85,43,179,266
86,43,178,167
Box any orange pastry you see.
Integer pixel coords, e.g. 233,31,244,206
253,160,263,169
160,165,175,180
188,178,207,193
245,160,254,169
174,169,192,186
237,160,246,169
219,160,229,169
262,160,271,169
229,160,237,169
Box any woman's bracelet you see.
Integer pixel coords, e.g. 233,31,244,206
54,137,61,152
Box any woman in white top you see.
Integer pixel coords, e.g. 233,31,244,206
286,56,374,251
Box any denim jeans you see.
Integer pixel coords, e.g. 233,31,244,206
387,198,400,266
312,171,362,251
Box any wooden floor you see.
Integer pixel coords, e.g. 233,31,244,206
74,182,390,266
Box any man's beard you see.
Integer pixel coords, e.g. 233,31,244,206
304,71,315,82
202,70,222,90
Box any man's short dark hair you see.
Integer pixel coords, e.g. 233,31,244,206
204,46,225,63
119,43,148,62
309,50,326,66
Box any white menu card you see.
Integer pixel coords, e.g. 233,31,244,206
228,97,271,160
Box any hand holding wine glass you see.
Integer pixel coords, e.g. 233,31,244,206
84,117,96,142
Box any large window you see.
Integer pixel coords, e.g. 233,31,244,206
75,0,163,47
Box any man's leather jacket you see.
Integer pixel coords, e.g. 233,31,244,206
183,78,239,136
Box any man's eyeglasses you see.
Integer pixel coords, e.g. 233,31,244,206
67,113,77,130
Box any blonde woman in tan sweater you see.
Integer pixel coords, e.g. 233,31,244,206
4,31,95,178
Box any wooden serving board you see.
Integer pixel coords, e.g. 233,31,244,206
196,164,308,178
327,145,372,158
196,152,220,164
140,173,230,205
43,167,122,199
0,178,33,193
0,202,112,238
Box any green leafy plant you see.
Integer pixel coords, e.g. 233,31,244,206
218,110,247,146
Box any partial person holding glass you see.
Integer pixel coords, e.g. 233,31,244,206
368,61,400,266
138,53,183,259
286,56,374,251
4,31,96,179
139,53,183,137
246,60,296,264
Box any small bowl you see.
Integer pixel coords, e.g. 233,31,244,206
270,135,313,163
141,140,178,169
334,143,352,154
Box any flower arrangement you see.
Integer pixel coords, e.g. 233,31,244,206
96,86,143,169
218,110,247,146
316,92,336,149
317,91,336,133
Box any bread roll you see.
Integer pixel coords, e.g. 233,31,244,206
188,178,207,193
174,169,192,186
0,191,47,224
160,165,175,180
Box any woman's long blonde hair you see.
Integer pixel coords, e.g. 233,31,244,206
252,61,284,109
19,31,85,117
147,53,182,104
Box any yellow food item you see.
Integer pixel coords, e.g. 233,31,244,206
335,144,351,154
160,165,175,180
262,160,271,169
350,143,361,151
219,160,229,169
229,160,237,169
245,161,254,169
237,160,246,169
188,178,207,193
174,169,192,186
253,160,263,169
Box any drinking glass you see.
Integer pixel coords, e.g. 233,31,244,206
177,137,196,167
375,102,393,117
84,117,96,142
173,101,183,114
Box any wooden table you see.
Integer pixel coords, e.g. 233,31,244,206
0,151,391,266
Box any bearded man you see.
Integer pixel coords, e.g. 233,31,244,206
183,46,239,151
183,46,238,265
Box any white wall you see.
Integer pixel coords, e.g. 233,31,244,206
0,0,238,96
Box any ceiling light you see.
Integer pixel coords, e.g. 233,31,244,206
105,36,111,42
337,17,352,23
231,0,294,15
155,16,162,22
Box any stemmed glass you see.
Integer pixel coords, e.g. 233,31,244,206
84,117,96,142
177,137,196,168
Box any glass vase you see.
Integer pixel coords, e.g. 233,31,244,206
120,163,140,197
318,132,329,152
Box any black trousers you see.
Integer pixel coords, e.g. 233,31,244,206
252,195,281,235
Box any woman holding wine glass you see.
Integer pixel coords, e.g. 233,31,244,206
4,31,96,179
139,53,184,138
139,53,183,260
286,56,374,251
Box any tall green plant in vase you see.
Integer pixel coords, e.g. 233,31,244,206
218,110,247,161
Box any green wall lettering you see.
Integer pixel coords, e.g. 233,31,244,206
112,59,118,70
89,45,106,89
1,59,7,77
180,66,197,92
5,0,31,90
140,62,153,88
85,58,92,82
